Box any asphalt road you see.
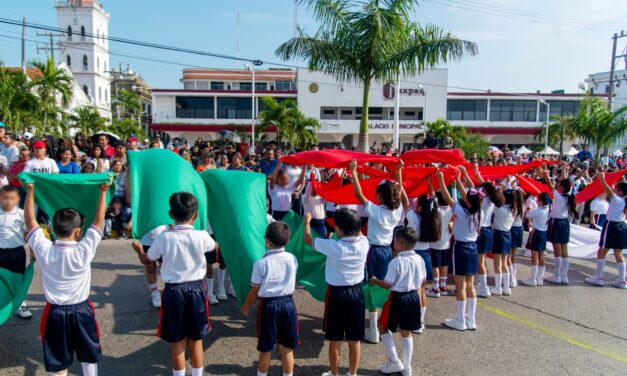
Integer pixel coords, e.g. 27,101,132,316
1,239,626,375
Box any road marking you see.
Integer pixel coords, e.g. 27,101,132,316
478,301,627,364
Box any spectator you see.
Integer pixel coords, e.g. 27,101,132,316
56,148,81,174
1,131,19,165
245,154,259,171
196,152,217,172
226,153,251,172
153,134,164,148
577,145,592,162
114,144,128,165
23,140,59,174
127,136,139,152
81,161,96,173
218,154,229,170
259,149,278,176
75,133,90,154
7,148,30,205
103,197,131,240
149,141,160,149
422,130,438,148
97,134,116,158
439,130,454,149
87,145,110,172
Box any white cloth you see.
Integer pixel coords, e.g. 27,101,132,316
140,225,168,246
590,198,609,216
405,210,430,250
26,226,102,305
23,157,59,174
607,195,626,222
526,206,550,231
452,203,479,242
147,225,216,283
312,236,369,286
550,189,569,219
251,248,298,298
493,205,514,231
363,201,402,246
268,183,295,212
430,205,453,250
0,207,26,248
384,251,427,292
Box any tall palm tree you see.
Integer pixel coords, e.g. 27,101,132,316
291,113,321,150
257,97,298,146
276,0,477,151
114,89,141,120
70,106,106,135
31,58,73,134
0,67,39,130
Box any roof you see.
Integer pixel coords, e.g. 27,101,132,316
182,69,296,81
0,67,43,80
447,92,608,98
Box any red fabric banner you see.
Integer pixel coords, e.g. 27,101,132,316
575,169,627,204
281,149,399,169
401,149,466,166
516,175,552,197
476,159,554,181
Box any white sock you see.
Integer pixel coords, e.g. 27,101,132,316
420,307,426,323
217,268,226,291
205,277,214,295
512,263,518,279
381,331,400,363
149,283,159,294
432,281,438,290
81,363,97,376
401,336,413,369
439,276,447,288
172,369,185,376
596,259,606,279
494,273,502,289
502,273,510,289
538,266,546,281
369,311,378,331
617,263,626,282
283,373,293,376
561,258,570,279
257,371,267,376
553,257,562,277
456,300,466,322
51,372,67,376
192,367,203,376
530,265,538,281
466,298,477,321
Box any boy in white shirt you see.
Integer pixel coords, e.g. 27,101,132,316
132,192,216,376
23,140,59,174
24,175,112,376
370,226,426,376
304,208,369,376
241,221,299,376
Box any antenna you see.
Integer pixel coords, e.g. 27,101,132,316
236,10,240,68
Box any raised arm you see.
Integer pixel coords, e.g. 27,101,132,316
294,165,308,192
541,168,554,191
427,176,435,197
456,175,470,207
473,164,485,185
24,184,37,232
348,159,367,205
92,175,113,230
598,172,615,199
436,170,455,207
269,159,281,189
558,161,568,183
459,165,474,189
396,161,410,210
303,212,314,247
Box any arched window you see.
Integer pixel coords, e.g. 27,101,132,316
105,89,108,103
67,26,72,39
104,61,107,72
82,55,88,70
83,85,89,96
98,87,102,102
97,57,100,70
80,25,86,39
66,55,71,67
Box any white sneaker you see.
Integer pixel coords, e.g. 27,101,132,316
560,276,569,285
476,285,491,298
465,317,477,330
426,288,441,298
536,278,544,286
364,328,379,343
208,294,219,305
227,285,237,298
216,289,228,301
379,359,404,374
545,276,561,284
520,278,537,287
611,279,627,289
584,277,605,286
15,304,32,319
443,318,467,331
510,279,517,288
151,292,161,308
400,366,412,376
412,323,425,334
502,288,511,296
489,287,502,296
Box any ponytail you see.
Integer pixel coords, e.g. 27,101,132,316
565,193,580,221
417,195,441,243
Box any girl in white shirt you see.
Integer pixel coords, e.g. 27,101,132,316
589,193,609,230
521,192,551,287
303,178,327,238
507,189,525,288
427,190,454,298
268,161,305,221
490,190,517,296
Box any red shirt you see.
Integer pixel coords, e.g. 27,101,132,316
9,160,26,187
103,145,116,158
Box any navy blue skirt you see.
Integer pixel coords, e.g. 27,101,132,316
510,226,524,248
547,218,570,244
452,240,478,276
491,230,511,254
477,227,493,255
526,229,547,252
599,221,627,249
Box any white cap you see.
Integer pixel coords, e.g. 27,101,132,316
23,131,34,140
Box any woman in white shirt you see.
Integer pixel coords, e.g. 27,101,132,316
490,190,516,296
507,189,525,288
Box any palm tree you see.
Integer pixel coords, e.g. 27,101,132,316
276,0,477,152
110,118,144,141
257,97,298,146
291,113,321,150
416,118,488,157
0,67,39,130
70,106,106,135
533,115,577,157
31,58,73,134
114,89,141,120
572,97,627,166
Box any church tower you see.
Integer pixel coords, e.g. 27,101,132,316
56,0,111,119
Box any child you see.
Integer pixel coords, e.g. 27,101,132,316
543,163,580,284
303,171,327,238
436,168,480,331
24,176,112,376
0,185,31,319
507,189,525,288
521,192,551,287
348,159,404,344
203,223,220,305
103,197,131,239
132,192,215,376
269,160,305,220
584,174,626,289
241,222,299,376
304,208,369,376
490,189,518,296
370,226,426,376
140,225,169,307
428,190,454,298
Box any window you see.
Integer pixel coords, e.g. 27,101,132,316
83,85,89,96
446,100,488,121
400,107,420,120
539,100,580,121
105,89,108,102
275,80,294,91
98,87,102,102
104,61,107,72
66,55,71,67
97,57,100,70
183,81,195,90
195,81,209,90
176,96,215,119
239,82,252,91
255,82,267,91
82,55,88,70
210,82,224,90
489,100,536,122
217,97,251,119
80,26,86,39
356,107,384,120
67,26,72,39
320,107,337,119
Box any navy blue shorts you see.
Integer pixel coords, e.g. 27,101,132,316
204,250,217,265
366,244,392,280
510,226,524,248
526,229,547,252
257,295,299,352
40,300,101,372
599,221,627,249
430,248,450,268
378,291,421,333
491,230,512,254
415,250,432,281
452,240,478,276
272,210,288,221
323,284,365,341
477,227,493,254
159,280,210,343
310,218,328,239
0,246,26,274
548,218,570,244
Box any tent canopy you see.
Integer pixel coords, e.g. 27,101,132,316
514,146,532,154
566,146,580,156
538,146,559,155
611,149,623,156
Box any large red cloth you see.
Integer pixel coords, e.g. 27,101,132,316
516,175,552,197
476,160,554,181
575,169,627,204
401,149,465,166
281,149,398,169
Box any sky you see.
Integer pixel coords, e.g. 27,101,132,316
0,0,626,93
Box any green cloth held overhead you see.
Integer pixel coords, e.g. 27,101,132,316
18,172,115,234
127,149,207,239
0,261,34,325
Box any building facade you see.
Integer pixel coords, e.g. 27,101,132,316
110,64,153,130
585,69,627,110
56,0,111,119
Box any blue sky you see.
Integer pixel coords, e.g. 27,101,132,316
0,0,626,93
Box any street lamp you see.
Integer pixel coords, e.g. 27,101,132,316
540,99,551,152
245,64,255,153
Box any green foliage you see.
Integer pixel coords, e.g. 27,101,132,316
418,118,489,158
70,106,107,136
113,89,141,119
110,118,145,141
0,67,39,131
31,58,73,133
257,96,321,149
276,0,477,151
533,115,577,155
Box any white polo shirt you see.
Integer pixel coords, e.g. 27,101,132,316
607,195,626,222
405,210,430,250
512,212,523,227
430,206,453,250
590,198,609,216
384,251,426,292
147,225,216,283
26,225,103,305
312,235,369,286
550,190,569,219
0,207,26,249
140,225,168,246
251,248,298,298
480,198,495,227
452,203,479,242
23,157,59,174
303,183,326,220
525,196,538,213
493,205,515,232
269,183,295,212
363,201,403,246
526,206,550,231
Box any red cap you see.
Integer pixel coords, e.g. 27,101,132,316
127,136,138,142
33,140,46,149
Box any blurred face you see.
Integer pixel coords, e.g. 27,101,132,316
34,147,46,158
98,136,108,146
19,149,30,161
232,156,242,166
76,137,85,146
220,156,228,166
112,161,123,173
0,128,5,138
0,190,19,211
61,150,72,162
202,154,212,163
225,145,233,153
181,150,190,159
83,163,95,173
277,170,289,186
266,150,274,160
93,147,102,157
3,135,12,146
117,145,126,155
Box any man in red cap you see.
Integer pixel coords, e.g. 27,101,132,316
127,136,139,151
23,140,59,174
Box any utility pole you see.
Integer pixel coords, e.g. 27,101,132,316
36,31,63,64
607,31,627,111
21,17,26,72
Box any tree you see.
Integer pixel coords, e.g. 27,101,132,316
110,118,144,141
533,115,577,156
276,0,477,152
416,118,488,158
0,67,39,130
291,112,321,150
572,97,627,166
257,96,321,149
113,89,141,120
31,58,73,133
70,106,106,135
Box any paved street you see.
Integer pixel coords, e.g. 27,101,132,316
1,239,626,375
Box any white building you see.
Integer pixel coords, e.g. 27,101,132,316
56,0,111,119
585,69,627,110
